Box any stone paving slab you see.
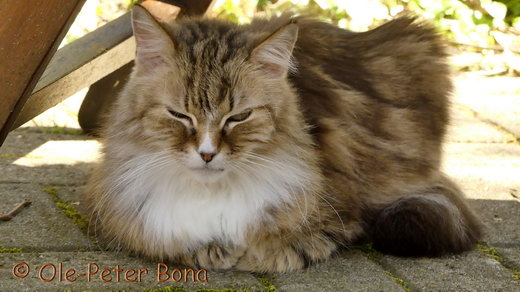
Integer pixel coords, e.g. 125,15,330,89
442,143,520,202
0,130,99,186
442,142,520,269
47,185,90,222
442,143,520,196
0,252,263,291
473,198,520,271
445,103,511,143
0,164,91,186
443,143,520,168
271,250,405,292
380,251,519,291
472,199,520,248
498,247,520,270
0,184,94,252
0,130,86,160
454,75,520,137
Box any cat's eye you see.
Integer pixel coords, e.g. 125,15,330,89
227,110,252,123
168,109,191,121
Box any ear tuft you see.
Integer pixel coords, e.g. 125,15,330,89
251,23,299,79
132,5,174,72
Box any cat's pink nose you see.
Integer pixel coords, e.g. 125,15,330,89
200,152,215,163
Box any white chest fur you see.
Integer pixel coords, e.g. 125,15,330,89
108,151,311,250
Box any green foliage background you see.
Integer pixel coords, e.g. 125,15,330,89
208,0,520,73
212,0,518,45
111,0,520,73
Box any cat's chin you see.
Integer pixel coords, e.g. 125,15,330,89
188,167,227,183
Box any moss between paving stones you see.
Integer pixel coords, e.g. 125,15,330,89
350,243,382,261
142,288,251,292
0,245,22,253
351,243,411,291
384,271,411,292
0,154,43,160
42,186,89,234
256,276,276,292
0,153,18,159
477,242,520,281
20,127,84,136
134,271,275,291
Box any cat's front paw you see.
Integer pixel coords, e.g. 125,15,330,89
182,244,246,270
235,244,305,272
235,236,337,273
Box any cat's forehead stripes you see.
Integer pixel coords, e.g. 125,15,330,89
183,69,236,117
172,20,248,114
184,72,228,114
176,21,247,64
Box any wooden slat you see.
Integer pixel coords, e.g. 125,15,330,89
0,0,86,146
11,13,138,129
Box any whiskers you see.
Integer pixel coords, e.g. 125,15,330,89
232,151,314,237
89,150,176,250
233,151,348,243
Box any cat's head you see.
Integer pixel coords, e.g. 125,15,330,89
113,6,303,183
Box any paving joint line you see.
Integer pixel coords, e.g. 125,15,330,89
40,185,105,253
477,242,520,281
447,141,517,144
254,275,276,292
0,247,100,253
456,103,520,147
136,286,253,292
0,245,22,253
0,181,85,187
14,127,86,136
350,244,412,291
41,185,90,235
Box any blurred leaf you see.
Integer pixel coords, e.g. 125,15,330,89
513,16,520,29
186,0,519,72
483,1,508,20
257,0,270,10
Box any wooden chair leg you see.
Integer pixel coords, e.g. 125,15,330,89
0,0,86,147
78,0,215,134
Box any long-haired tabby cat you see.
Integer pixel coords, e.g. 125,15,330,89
85,5,482,272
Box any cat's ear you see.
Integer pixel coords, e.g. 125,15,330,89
132,5,175,72
250,23,299,79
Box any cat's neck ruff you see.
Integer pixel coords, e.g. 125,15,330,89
108,149,312,250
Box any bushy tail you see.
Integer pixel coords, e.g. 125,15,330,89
368,182,482,257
